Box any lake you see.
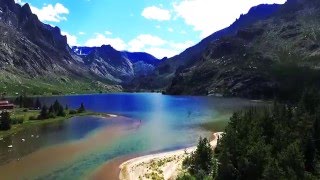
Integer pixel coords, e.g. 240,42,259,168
0,93,263,179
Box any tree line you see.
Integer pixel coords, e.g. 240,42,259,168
178,89,320,179
36,100,85,120
14,95,43,109
0,99,86,131
37,100,66,120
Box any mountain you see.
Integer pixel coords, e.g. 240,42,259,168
0,0,120,95
128,4,281,91
166,0,320,99
72,46,160,83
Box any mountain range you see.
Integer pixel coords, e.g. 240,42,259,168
127,3,282,92
1,0,319,99
72,46,159,83
165,0,320,99
0,0,159,95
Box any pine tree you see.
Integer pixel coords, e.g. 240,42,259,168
0,111,11,130
38,105,48,120
48,105,54,114
57,104,65,117
78,103,85,113
53,100,61,113
34,98,41,109
183,137,215,179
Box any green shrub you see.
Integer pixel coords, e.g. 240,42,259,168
48,112,56,119
29,116,38,120
11,117,24,125
177,172,196,180
69,110,77,115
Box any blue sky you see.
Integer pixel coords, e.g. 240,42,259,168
15,0,286,58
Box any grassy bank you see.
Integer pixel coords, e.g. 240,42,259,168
0,71,122,96
0,108,112,139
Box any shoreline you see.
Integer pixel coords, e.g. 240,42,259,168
5,92,163,99
119,132,223,180
0,111,119,139
91,132,223,180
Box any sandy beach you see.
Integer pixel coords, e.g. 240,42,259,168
117,132,224,180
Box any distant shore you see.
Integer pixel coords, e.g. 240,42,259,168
5,91,164,99
0,110,118,139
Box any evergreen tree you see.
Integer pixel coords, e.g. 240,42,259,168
17,95,23,108
48,105,56,118
0,111,11,130
78,103,85,113
57,105,65,117
34,98,41,109
53,100,61,113
48,105,54,114
38,105,48,120
183,137,215,179
215,92,320,179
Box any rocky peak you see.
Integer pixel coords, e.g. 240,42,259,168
101,44,113,49
21,3,32,17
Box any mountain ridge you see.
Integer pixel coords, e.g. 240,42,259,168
0,0,121,95
165,0,320,99
72,45,160,83
128,3,282,91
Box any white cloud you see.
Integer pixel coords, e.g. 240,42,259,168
128,34,166,52
61,31,78,46
145,40,194,58
14,0,23,4
142,6,171,21
127,34,194,58
144,47,179,59
84,33,127,50
81,33,191,58
78,32,86,35
30,3,69,22
168,28,174,32
105,31,112,35
173,0,287,38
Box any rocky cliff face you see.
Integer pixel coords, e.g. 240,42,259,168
0,0,120,95
0,1,75,76
82,45,134,83
72,46,160,83
166,0,320,99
